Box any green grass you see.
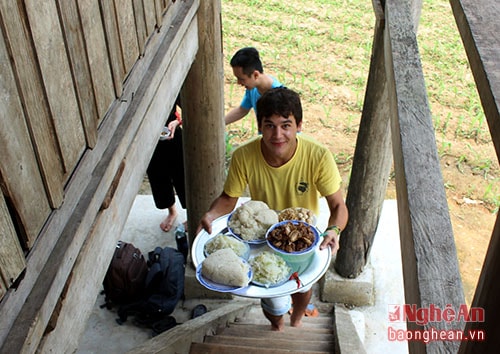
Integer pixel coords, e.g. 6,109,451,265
221,0,499,212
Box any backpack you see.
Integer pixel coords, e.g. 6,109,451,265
116,246,185,330
101,241,148,308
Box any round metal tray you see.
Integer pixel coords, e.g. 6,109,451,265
192,214,332,298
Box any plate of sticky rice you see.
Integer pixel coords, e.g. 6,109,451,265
196,248,252,292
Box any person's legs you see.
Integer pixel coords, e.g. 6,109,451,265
290,288,312,327
170,129,187,230
147,141,177,232
262,310,285,331
261,296,291,331
160,204,178,232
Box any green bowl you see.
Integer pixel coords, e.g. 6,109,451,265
265,220,320,273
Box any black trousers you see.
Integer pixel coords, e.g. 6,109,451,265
146,127,186,210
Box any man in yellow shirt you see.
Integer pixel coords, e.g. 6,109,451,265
199,87,348,331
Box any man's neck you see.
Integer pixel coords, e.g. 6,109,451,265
256,74,273,94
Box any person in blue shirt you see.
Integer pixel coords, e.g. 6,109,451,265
224,47,283,126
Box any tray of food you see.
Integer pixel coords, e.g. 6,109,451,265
192,202,332,298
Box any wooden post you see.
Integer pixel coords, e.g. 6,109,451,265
451,0,500,352
386,0,465,352
181,0,225,251
334,2,393,278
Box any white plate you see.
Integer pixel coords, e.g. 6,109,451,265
192,214,332,298
195,261,252,293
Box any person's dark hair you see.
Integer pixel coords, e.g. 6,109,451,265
256,87,302,126
230,47,263,75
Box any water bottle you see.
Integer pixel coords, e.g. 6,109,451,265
175,224,189,263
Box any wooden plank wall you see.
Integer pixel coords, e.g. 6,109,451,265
0,0,199,351
0,0,169,303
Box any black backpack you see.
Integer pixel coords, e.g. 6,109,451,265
116,246,185,331
101,241,148,308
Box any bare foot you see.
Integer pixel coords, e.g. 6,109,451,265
160,212,177,232
290,318,303,328
271,321,285,331
264,310,284,331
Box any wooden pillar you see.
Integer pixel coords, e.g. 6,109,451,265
334,2,392,278
181,0,225,251
451,0,500,352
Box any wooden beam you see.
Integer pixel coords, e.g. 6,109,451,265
385,0,465,352
335,16,392,278
449,0,500,167
182,0,225,245
450,1,500,352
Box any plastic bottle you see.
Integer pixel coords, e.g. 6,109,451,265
175,224,188,263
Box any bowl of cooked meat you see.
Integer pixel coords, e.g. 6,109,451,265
265,220,320,273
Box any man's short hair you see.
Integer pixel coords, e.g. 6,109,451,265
256,87,302,126
230,47,264,75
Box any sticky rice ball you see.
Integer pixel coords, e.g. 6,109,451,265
201,248,250,287
228,201,278,241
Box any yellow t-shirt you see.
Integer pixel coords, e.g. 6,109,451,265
224,134,341,215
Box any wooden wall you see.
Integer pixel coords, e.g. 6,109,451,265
0,0,168,302
0,0,201,352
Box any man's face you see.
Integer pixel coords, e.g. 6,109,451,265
232,66,257,90
260,114,302,164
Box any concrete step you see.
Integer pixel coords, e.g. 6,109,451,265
204,335,335,352
234,303,334,328
189,342,331,354
189,320,335,354
233,315,333,329
186,303,343,354
219,323,334,339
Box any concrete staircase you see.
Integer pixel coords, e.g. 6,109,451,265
127,301,366,354
188,305,336,354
